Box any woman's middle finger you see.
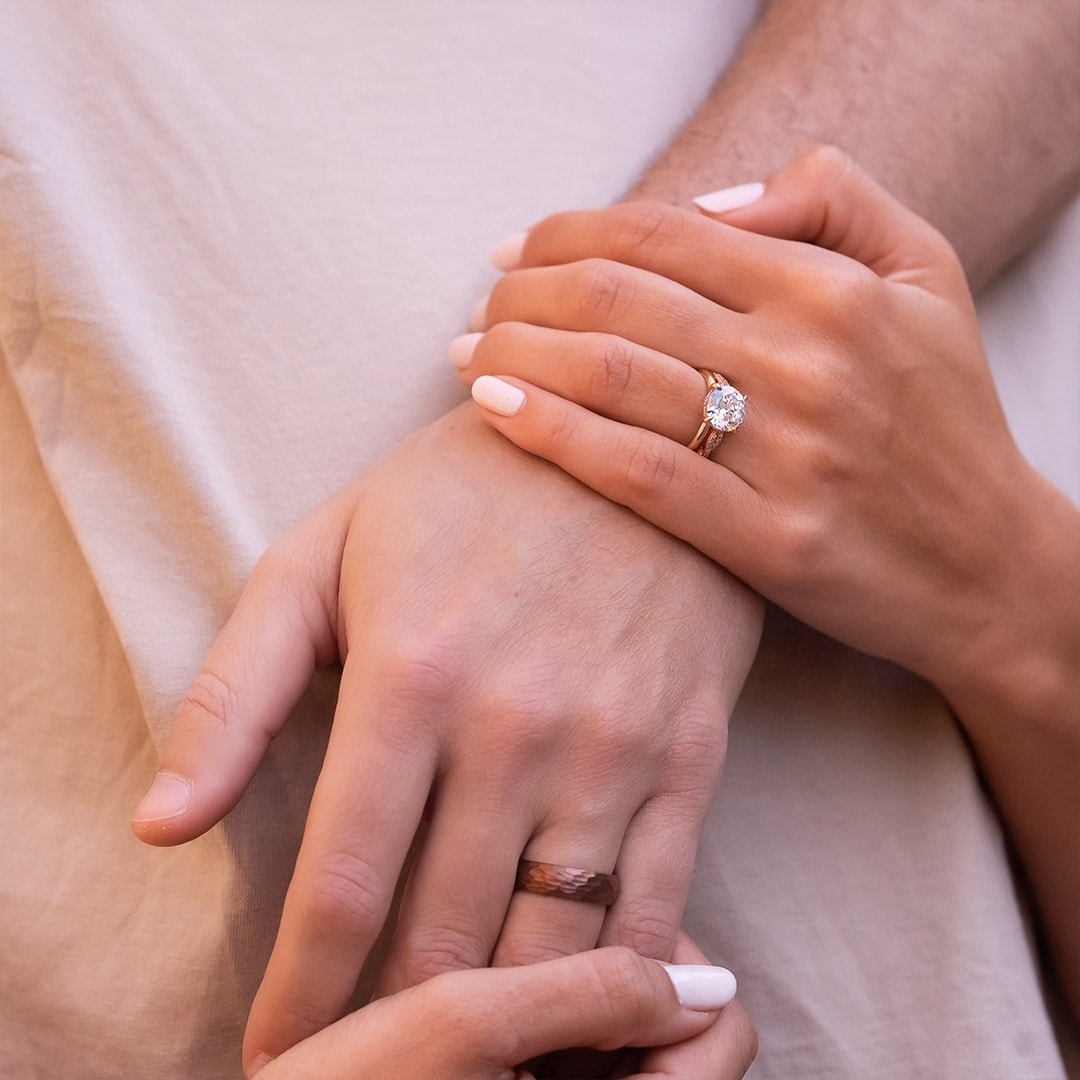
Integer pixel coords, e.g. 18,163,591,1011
473,259,749,374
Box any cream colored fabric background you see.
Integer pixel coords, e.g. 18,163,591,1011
0,2,1075,1077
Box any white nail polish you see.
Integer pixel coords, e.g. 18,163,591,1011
471,375,525,417
692,182,765,215
132,773,192,822
467,293,490,332
449,332,483,370
490,230,528,271
662,964,737,1011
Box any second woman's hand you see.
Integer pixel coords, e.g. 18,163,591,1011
455,146,1077,710
252,938,754,1080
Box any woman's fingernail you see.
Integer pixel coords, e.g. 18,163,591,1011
692,182,765,215
467,293,490,332
471,375,525,417
449,332,483,370
490,230,528,271
662,964,738,1011
132,773,192,822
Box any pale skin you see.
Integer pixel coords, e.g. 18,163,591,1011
253,938,756,1080
128,1,1080,1074
461,147,1080,1023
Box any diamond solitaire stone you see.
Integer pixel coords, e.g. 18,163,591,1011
705,384,746,432
688,369,747,456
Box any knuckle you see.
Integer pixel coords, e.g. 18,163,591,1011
479,318,526,358
176,668,240,734
767,506,831,589
301,849,387,939
250,540,329,640
609,201,684,265
570,694,659,770
370,621,469,712
619,433,680,498
249,541,288,584
671,700,727,755
774,314,859,424
396,928,489,987
605,898,677,959
807,256,881,324
249,541,305,601
478,673,564,758
583,333,638,401
575,259,636,328
801,142,854,185
543,398,586,454
496,929,579,968
667,730,727,792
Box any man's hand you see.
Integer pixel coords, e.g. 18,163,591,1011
131,404,762,1074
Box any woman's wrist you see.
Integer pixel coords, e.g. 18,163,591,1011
930,466,1080,730
924,467,1080,1021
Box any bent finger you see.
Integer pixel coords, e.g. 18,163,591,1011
696,144,966,298
599,792,718,963
242,659,438,1073
131,498,351,845
374,770,533,996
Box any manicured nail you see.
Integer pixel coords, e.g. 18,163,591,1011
490,230,528,271
471,375,525,417
132,773,192,822
449,332,483,370
692,182,765,215
467,293,490,332
662,964,737,1011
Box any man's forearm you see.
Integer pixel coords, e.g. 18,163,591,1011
627,0,1080,292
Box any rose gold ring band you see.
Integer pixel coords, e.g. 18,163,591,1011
514,858,620,906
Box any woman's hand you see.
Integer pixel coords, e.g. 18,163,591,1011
254,938,755,1080
456,146,1074,702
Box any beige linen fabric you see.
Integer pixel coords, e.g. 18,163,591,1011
0,2,1074,1077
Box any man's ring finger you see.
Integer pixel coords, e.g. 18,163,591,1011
515,859,620,906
